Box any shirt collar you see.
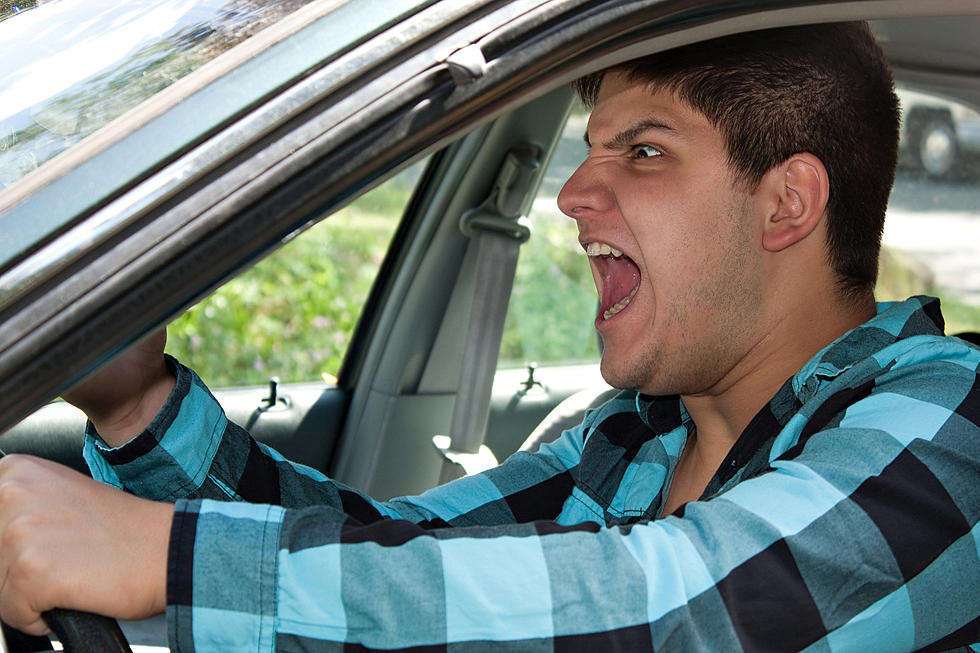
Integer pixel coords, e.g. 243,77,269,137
791,295,944,403
633,295,945,433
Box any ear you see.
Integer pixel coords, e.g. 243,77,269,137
760,153,829,252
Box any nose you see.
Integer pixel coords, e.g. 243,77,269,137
556,158,609,221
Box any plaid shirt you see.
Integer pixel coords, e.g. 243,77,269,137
84,296,980,652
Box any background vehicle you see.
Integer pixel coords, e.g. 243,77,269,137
0,0,979,650
899,88,980,178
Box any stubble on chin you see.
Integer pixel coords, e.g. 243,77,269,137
598,320,728,396
598,339,659,392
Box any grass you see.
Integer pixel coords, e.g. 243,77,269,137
166,200,402,387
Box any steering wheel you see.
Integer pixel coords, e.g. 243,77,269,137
1,608,131,652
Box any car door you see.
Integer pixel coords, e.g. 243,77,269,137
0,0,601,502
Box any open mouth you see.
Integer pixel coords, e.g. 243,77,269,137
585,241,641,321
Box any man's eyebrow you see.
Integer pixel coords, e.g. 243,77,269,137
583,118,676,151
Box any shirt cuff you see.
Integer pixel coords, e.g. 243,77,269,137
167,499,284,652
83,356,229,502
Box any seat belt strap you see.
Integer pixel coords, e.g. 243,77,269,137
436,228,519,482
431,144,539,483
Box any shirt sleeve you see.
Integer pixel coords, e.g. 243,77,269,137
83,357,586,523
163,345,980,652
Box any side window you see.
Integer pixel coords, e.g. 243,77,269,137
878,88,980,336
165,160,428,387
498,110,599,369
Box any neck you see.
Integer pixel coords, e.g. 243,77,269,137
681,288,875,458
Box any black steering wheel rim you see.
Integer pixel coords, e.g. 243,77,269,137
43,608,132,653
2,609,131,653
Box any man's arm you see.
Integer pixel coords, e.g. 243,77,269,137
0,332,175,635
61,328,175,448
64,327,584,529
166,355,980,651
0,333,586,636
75,348,582,527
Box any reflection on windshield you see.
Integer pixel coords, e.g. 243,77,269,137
0,1,38,22
0,0,314,189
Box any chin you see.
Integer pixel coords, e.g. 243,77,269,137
599,352,648,392
600,348,700,397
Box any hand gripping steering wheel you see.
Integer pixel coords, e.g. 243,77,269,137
0,449,133,653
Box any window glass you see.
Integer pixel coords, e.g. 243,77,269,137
0,0,320,190
878,88,980,336
165,160,427,386
499,110,599,369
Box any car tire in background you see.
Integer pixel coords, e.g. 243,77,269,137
909,111,959,179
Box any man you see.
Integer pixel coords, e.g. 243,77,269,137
0,21,977,651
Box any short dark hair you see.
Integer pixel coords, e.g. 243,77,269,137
575,22,900,300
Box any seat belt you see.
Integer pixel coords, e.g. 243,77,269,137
428,144,540,483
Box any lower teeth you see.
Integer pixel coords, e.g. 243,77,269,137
603,286,638,320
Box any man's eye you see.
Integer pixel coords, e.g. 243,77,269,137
632,144,662,159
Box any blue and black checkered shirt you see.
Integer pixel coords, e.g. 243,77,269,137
85,296,980,651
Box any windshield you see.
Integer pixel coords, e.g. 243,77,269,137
0,0,318,190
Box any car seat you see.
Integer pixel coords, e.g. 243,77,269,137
519,384,619,453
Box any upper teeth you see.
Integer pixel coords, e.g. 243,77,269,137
586,242,623,257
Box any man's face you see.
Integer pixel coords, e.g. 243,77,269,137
557,73,767,396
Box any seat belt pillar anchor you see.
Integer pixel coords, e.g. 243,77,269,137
460,211,531,242
459,143,540,242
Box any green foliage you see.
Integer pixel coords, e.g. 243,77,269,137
876,248,937,303
166,206,400,387
934,298,980,336
166,175,601,386
500,208,598,367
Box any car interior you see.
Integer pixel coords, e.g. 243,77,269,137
6,12,980,500
1,2,979,650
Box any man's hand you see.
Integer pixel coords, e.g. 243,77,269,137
62,328,174,448
0,455,172,635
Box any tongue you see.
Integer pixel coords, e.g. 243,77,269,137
593,255,641,318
